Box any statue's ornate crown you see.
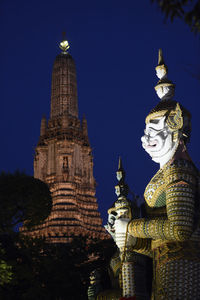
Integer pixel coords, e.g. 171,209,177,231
145,49,191,143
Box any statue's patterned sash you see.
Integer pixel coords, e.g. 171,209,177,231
144,166,166,208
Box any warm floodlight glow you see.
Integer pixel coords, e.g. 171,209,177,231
59,40,70,53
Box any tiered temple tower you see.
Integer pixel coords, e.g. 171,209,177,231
30,38,107,243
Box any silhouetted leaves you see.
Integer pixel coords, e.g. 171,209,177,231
0,171,114,299
0,247,12,286
151,0,200,34
0,171,52,233
0,234,114,300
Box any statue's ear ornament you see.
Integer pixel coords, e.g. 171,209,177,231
166,103,183,132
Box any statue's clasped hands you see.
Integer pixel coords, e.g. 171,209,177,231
114,218,136,250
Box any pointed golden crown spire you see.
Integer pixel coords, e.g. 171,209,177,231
108,157,131,218
118,156,123,171
116,156,125,182
154,49,175,101
155,48,168,78
157,49,165,66
59,32,70,53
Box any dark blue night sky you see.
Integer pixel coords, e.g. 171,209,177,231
1,0,199,223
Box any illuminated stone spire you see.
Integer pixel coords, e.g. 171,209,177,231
50,34,78,118
24,38,108,243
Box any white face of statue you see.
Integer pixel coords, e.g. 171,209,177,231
141,116,178,168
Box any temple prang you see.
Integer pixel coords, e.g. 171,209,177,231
24,37,108,243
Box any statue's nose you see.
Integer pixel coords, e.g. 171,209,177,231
141,134,148,143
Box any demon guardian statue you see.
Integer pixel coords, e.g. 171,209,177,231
113,49,200,300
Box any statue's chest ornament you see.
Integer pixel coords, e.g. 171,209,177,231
144,167,166,207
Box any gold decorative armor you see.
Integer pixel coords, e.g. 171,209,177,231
104,49,200,299
128,158,200,299
124,49,200,299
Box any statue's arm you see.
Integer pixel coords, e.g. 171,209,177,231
128,165,196,242
133,238,152,257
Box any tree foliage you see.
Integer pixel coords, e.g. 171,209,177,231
151,0,200,34
0,171,115,299
0,171,52,233
0,234,115,300
0,234,86,299
0,247,12,286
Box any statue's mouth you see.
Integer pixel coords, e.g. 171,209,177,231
146,140,158,149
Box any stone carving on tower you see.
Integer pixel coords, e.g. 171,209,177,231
27,36,107,243
112,49,200,299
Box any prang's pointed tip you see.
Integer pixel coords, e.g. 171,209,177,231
59,31,70,53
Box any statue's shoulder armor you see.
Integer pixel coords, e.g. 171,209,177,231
164,159,198,186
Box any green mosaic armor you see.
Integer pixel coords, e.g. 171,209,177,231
128,158,200,299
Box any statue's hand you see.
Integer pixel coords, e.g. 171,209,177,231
114,218,136,250
104,224,116,241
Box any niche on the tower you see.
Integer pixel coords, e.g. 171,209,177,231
62,155,69,182
62,156,69,172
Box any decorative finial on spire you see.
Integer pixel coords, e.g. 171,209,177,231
154,49,175,101
59,32,70,54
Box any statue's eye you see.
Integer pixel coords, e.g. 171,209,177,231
149,119,160,124
148,128,155,135
144,128,153,136
163,130,168,137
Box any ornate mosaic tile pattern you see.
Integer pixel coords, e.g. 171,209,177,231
155,258,200,299
129,159,199,242
128,159,200,298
